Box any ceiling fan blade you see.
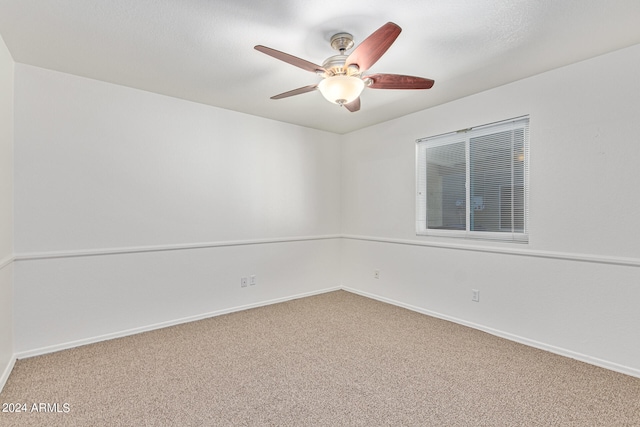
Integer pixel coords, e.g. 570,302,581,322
344,97,361,112
366,73,435,90
255,45,326,74
344,22,402,72
270,84,318,100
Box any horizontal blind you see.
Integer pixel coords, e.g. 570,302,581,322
416,116,529,242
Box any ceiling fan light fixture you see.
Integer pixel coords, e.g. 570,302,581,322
256,22,434,112
318,75,364,105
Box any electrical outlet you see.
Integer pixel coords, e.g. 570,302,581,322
249,275,256,286
472,289,480,302
240,277,248,288
374,270,380,279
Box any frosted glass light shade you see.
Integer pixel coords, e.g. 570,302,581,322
318,76,365,105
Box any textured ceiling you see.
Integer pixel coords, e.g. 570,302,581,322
1,0,640,134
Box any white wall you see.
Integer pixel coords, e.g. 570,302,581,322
341,44,640,376
14,66,342,253
0,33,15,390
13,65,342,354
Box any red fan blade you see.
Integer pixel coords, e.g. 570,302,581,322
255,45,326,74
344,22,402,72
366,73,435,90
270,84,318,100
344,97,361,112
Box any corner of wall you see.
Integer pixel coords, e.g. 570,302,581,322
0,31,16,393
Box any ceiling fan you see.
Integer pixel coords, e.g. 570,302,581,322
254,22,434,112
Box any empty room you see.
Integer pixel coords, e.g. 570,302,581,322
1,1,639,425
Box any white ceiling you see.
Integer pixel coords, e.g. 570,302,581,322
1,0,639,134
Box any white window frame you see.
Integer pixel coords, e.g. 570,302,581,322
416,116,529,243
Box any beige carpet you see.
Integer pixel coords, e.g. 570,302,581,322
1,290,639,426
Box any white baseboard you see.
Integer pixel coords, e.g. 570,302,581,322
15,286,341,360
342,286,640,379
0,355,16,393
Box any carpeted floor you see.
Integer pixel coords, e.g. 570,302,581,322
1,290,639,426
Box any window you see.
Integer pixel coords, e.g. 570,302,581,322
416,116,529,242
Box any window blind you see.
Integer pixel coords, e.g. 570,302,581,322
416,116,529,242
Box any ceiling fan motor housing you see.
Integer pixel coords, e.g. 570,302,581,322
322,55,349,76
321,33,360,77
